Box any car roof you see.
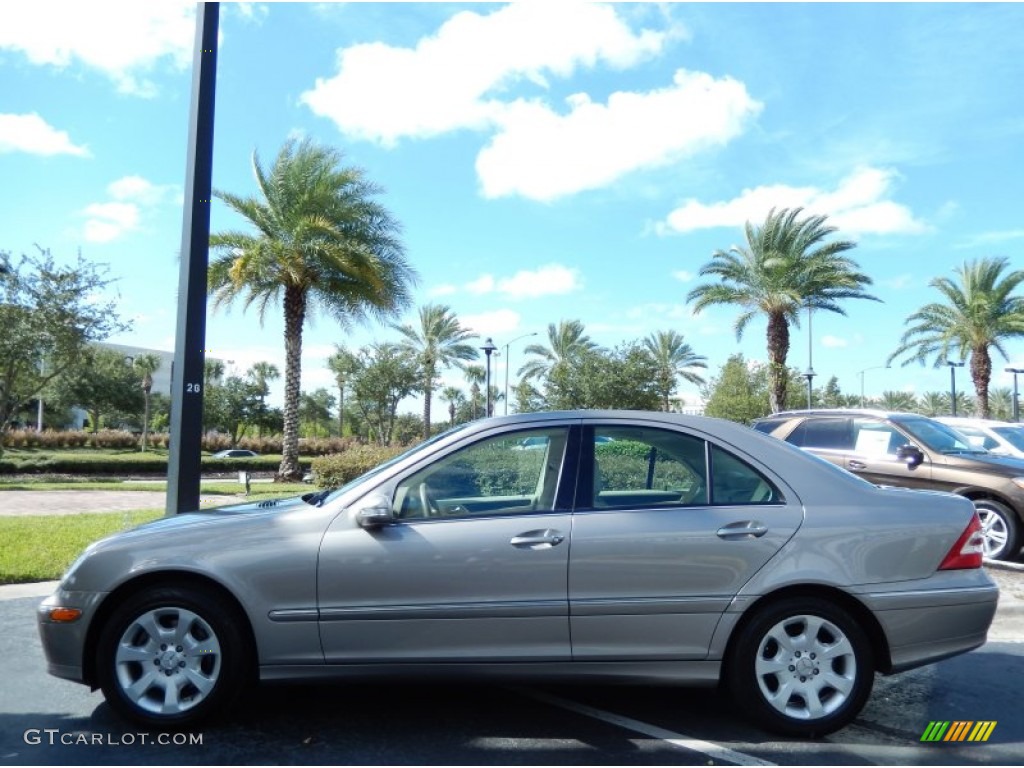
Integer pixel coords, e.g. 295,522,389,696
756,408,924,421
935,416,1021,428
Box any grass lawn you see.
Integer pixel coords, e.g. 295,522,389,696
0,483,313,585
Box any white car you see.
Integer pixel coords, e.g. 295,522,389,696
936,417,1024,459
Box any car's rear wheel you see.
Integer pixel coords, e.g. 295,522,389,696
973,499,1020,561
96,586,250,728
728,597,874,737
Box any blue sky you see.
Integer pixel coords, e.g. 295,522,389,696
3,1,1024,412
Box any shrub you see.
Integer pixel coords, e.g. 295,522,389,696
311,445,407,489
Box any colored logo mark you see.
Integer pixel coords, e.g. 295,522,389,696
920,721,997,742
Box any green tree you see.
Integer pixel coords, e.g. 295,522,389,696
464,364,485,419
438,385,465,427
0,249,127,456
350,342,419,445
701,354,772,424
299,387,336,438
641,330,707,411
55,347,142,433
687,208,879,413
209,138,416,480
327,346,359,437
518,320,598,386
917,391,948,417
204,375,262,445
247,361,280,437
131,354,162,452
887,257,1024,419
394,303,478,439
546,344,661,411
988,387,1013,421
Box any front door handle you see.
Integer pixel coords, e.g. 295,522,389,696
510,529,565,549
848,460,867,470
716,521,768,540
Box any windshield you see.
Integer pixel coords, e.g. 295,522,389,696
307,422,473,506
898,417,980,454
993,426,1024,452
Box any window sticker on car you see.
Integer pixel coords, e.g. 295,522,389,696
855,429,891,456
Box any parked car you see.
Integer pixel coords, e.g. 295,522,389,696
39,411,997,737
211,449,258,459
935,417,1024,459
753,409,1024,560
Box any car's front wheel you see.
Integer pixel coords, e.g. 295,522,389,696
728,597,874,737
973,499,1020,561
96,586,251,728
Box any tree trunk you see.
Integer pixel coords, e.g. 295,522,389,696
142,391,151,452
422,380,432,441
279,286,306,481
337,383,345,437
766,310,791,413
971,346,992,419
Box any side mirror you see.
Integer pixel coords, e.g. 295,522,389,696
896,444,924,468
355,493,396,529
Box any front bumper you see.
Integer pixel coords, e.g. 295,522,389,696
37,587,108,685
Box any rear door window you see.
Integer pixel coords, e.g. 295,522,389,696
785,418,853,450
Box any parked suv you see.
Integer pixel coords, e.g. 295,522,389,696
753,409,1024,561
935,417,1024,459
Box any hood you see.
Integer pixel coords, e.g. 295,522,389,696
109,493,317,539
941,451,1024,475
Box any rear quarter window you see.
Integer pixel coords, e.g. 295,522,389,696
786,418,854,450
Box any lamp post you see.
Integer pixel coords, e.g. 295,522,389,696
481,338,497,417
502,332,538,415
857,365,890,408
803,303,815,409
1007,367,1024,423
946,360,965,416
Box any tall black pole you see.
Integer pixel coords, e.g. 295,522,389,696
167,3,219,516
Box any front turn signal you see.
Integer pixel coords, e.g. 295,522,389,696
48,607,82,623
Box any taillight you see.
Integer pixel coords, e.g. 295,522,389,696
938,512,985,570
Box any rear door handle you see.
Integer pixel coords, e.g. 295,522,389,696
510,529,565,549
848,460,867,470
716,521,768,540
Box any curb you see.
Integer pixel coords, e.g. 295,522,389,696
985,557,1024,573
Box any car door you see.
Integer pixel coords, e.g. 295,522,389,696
317,424,578,663
844,417,934,489
568,421,803,660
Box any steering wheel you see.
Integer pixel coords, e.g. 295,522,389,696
418,482,441,517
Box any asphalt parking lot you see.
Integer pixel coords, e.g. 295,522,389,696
2,564,1022,766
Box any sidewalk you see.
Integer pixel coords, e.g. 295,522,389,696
0,488,247,516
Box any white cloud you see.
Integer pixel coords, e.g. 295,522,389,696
478,69,761,201
882,274,915,290
0,2,195,96
428,284,458,298
0,113,89,156
672,270,694,283
659,167,928,237
301,2,665,145
461,309,522,337
82,202,139,243
463,264,581,299
81,175,176,243
821,335,849,349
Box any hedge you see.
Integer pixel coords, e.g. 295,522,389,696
0,453,311,476
310,445,407,489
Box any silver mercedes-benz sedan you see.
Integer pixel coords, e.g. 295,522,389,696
38,411,999,737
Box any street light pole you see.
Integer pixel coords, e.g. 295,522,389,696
481,338,497,417
857,365,890,408
1007,367,1023,422
502,332,538,415
946,360,965,416
804,303,815,409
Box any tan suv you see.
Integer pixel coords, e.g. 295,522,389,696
753,409,1024,561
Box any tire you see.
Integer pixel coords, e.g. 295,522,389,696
728,597,874,738
96,586,251,728
973,499,1020,561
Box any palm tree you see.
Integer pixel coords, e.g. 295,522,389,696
518,320,598,385
209,138,416,480
133,354,161,452
687,207,879,413
394,304,478,439
988,387,1014,421
878,390,917,412
247,361,280,437
642,330,707,411
887,257,1024,419
464,364,485,419
439,385,465,427
327,346,359,437
918,391,948,417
